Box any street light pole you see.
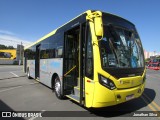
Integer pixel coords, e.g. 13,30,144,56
19,42,22,65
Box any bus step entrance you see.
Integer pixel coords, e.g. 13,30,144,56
67,86,81,103
65,86,84,103
72,87,80,96
36,77,40,81
64,75,75,91
64,74,79,95
66,94,80,103
74,87,85,98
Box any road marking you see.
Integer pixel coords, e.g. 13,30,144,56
143,93,160,111
10,72,19,77
0,82,39,93
0,66,22,68
0,66,13,68
0,86,22,93
28,110,46,120
0,70,23,73
141,95,160,118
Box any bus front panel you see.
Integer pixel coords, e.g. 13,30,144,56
87,12,146,108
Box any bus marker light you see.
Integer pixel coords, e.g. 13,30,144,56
117,94,121,99
85,92,89,95
87,80,91,83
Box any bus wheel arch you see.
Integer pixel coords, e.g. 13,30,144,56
27,67,32,79
51,73,64,99
51,73,58,89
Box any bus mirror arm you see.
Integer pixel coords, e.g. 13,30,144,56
86,11,103,39
94,16,103,37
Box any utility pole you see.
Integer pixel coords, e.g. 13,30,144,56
19,42,22,65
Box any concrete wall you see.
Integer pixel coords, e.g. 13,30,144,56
0,59,15,65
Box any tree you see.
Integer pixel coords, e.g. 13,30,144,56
145,58,151,63
0,44,15,49
8,46,14,49
0,44,7,49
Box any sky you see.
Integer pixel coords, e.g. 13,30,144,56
0,0,159,52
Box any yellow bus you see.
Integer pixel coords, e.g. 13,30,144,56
0,49,16,59
24,10,146,108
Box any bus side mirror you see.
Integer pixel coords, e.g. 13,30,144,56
86,10,103,37
94,16,103,37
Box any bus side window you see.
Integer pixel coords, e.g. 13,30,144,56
85,29,93,79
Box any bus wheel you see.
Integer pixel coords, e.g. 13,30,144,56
27,68,32,79
55,76,63,99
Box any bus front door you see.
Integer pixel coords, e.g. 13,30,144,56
63,27,80,97
35,45,40,79
63,24,86,105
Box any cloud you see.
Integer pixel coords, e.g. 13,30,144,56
0,30,32,48
0,30,15,36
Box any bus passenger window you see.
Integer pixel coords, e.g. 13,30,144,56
57,46,63,57
85,31,93,79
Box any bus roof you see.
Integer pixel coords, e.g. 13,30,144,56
24,10,89,50
24,10,134,50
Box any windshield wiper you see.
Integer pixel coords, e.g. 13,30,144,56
108,25,130,58
108,38,119,66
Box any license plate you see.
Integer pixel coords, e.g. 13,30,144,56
126,94,134,101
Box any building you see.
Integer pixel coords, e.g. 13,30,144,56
144,49,160,59
0,49,16,59
0,44,24,64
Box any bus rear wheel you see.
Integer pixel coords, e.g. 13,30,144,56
27,68,32,79
54,77,64,99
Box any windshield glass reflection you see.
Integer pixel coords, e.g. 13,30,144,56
100,25,144,68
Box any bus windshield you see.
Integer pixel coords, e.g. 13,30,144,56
99,25,144,69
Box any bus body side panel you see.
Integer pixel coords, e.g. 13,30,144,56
48,58,63,88
93,81,116,107
39,58,63,88
40,59,49,86
27,60,35,79
85,76,95,107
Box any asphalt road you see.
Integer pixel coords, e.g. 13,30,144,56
0,65,160,120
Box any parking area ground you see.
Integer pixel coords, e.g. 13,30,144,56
0,65,160,120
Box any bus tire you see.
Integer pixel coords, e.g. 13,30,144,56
27,68,32,79
54,76,64,99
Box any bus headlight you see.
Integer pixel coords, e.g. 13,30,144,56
99,74,116,90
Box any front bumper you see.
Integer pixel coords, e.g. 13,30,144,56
92,83,145,108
